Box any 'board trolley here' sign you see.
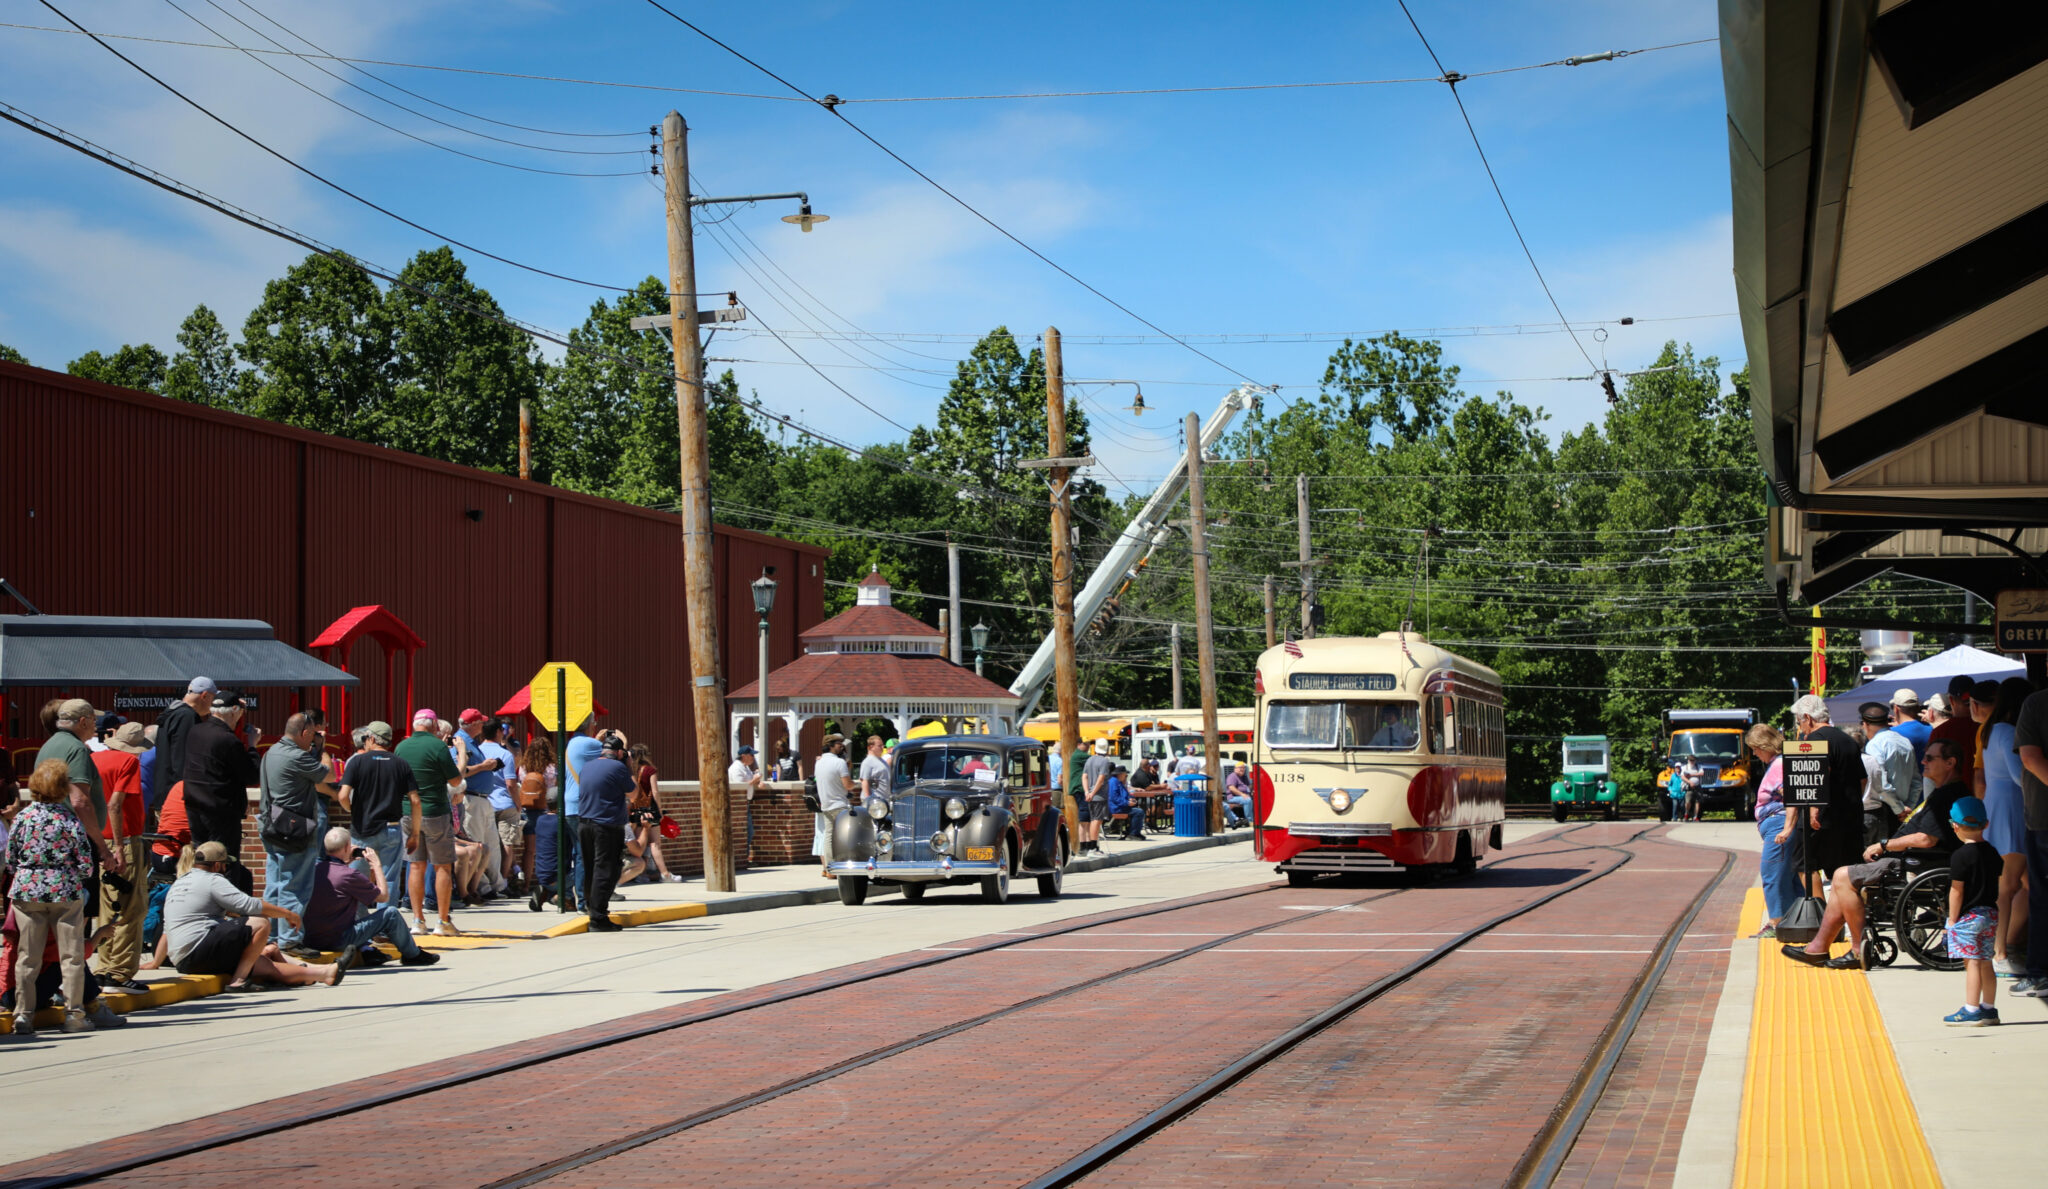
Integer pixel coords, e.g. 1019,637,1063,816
1783,740,1830,806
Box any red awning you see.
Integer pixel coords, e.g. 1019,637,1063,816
496,685,609,719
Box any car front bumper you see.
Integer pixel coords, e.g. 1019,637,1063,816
827,860,1003,881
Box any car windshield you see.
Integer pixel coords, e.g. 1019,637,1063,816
1263,701,1420,751
1669,734,1739,764
1564,746,1606,768
894,747,1003,790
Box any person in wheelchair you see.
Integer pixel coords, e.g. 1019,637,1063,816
1783,738,1969,970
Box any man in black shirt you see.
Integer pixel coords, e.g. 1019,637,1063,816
1790,694,1866,883
1784,738,1968,970
575,733,636,932
339,720,417,908
152,677,215,831
184,692,260,852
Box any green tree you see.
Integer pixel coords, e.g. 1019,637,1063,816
67,343,169,392
536,278,670,495
380,247,542,473
0,342,27,365
163,304,246,410
238,252,392,440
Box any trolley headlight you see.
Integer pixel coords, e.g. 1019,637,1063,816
867,798,890,820
944,797,968,820
1328,789,1353,813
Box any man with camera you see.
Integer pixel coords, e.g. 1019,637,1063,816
302,827,439,968
574,732,636,932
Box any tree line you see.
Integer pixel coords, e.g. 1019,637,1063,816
6,246,1962,799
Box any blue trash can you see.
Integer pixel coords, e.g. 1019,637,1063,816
1172,774,1211,837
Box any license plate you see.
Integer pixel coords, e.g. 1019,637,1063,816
965,846,994,861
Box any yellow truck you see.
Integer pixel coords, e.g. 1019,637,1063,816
1654,708,1760,821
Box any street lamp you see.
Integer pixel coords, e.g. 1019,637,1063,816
752,569,777,771
970,620,991,678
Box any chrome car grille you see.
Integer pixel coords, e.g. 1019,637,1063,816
1288,822,1393,838
891,794,944,861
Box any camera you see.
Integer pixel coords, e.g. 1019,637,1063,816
350,847,367,860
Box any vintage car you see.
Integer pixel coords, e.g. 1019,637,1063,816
826,735,1070,906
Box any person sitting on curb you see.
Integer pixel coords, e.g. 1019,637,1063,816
1782,739,1969,970
162,841,348,991
301,828,439,970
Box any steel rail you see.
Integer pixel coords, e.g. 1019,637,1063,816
1507,840,1738,1188
1020,822,1669,1189
18,824,1606,1189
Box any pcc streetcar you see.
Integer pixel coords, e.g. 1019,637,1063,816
1252,633,1506,884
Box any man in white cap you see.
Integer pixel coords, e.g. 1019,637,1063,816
154,677,216,830
1790,693,1867,886
1081,738,1116,856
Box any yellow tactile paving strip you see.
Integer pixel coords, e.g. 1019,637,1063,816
1733,887,1942,1188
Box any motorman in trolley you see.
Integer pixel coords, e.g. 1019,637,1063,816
1253,632,1505,885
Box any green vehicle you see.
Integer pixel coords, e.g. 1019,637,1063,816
1550,735,1619,822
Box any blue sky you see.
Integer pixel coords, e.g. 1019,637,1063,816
1,1,1737,490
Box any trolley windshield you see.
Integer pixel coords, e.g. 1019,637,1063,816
1263,700,1420,751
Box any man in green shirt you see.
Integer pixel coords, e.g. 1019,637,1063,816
36,697,119,877
392,710,462,936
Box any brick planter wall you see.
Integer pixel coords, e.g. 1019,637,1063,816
748,783,819,868
649,781,751,880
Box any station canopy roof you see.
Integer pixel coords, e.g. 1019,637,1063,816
1721,0,2048,612
0,615,359,688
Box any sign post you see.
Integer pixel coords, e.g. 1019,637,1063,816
1783,739,1830,900
529,661,594,913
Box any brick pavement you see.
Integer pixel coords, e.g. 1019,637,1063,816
0,824,1729,1189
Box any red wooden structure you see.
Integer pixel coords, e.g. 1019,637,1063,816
309,605,425,743
496,684,609,744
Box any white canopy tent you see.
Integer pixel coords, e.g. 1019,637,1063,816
1824,645,2024,725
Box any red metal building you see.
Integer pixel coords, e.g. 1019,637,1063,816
0,360,827,779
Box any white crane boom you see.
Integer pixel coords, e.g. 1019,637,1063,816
1009,386,1260,718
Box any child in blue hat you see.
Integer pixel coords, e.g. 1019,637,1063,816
1944,796,2000,1026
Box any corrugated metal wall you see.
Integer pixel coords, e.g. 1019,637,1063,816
1,361,828,778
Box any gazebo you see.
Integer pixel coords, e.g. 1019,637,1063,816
726,570,1021,755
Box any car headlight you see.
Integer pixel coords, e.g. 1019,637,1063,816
875,831,893,849
867,798,890,820
1329,789,1353,813
930,830,951,853
944,797,968,820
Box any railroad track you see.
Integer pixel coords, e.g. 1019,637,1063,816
12,822,1730,1189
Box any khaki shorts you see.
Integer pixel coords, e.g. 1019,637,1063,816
403,813,457,865
495,806,523,853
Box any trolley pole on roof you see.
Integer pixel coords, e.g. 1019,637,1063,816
1185,412,1223,835
1044,327,1083,846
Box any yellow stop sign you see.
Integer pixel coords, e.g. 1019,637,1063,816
528,661,594,733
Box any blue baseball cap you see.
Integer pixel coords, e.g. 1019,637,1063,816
1950,796,1988,828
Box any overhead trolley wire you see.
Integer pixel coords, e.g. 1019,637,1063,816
37,0,652,292
639,0,1272,393
155,0,645,175
0,20,1716,105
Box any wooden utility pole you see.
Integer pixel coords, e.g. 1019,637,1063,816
518,399,532,481
1186,412,1222,834
1170,622,1183,710
1263,576,1276,650
1297,474,1315,638
662,110,735,893
1047,327,1082,846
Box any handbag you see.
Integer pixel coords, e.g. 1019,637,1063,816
802,775,821,813
658,815,681,840
261,800,317,847
1776,895,1826,945
518,770,547,811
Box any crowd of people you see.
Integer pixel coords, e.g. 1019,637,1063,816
1744,674,2048,1027
0,677,708,1035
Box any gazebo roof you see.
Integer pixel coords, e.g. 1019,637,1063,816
798,603,941,641
729,651,1017,703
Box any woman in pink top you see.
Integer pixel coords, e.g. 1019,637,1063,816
1747,724,1799,938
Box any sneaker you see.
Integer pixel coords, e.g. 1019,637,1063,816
2011,977,2048,998
10,1014,33,1037
355,946,392,968
61,1010,95,1034
1978,1006,2001,1026
1997,957,2026,978
433,919,461,937
101,976,150,995
1944,1006,1991,1027
399,950,442,967
664,874,685,883
87,1002,127,1029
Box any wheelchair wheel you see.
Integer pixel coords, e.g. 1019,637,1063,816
1894,868,1963,972
1865,934,1899,968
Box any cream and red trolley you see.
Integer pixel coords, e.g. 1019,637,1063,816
1252,633,1505,884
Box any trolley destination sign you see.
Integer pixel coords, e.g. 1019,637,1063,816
1288,672,1397,691
1782,739,1830,806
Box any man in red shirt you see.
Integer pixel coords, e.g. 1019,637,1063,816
1929,675,1978,806
90,722,151,993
